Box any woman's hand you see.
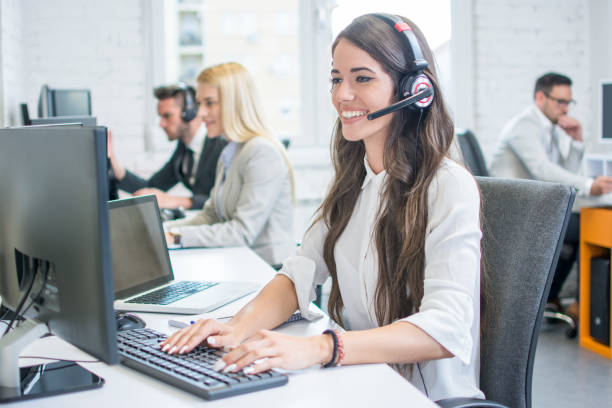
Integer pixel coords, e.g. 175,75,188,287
160,318,245,355
160,318,245,354
212,330,333,375
164,231,175,246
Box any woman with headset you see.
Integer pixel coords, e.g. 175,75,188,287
164,62,295,266
162,15,484,401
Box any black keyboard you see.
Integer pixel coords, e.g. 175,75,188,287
117,328,288,400
126,281,218,305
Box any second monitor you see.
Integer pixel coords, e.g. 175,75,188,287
37,84,92,117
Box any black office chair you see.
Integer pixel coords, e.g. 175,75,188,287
456,129,489,177
437,178,575,408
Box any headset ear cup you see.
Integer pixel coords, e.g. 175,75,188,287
181,108,197,123
409,74,434,109
398,75,413,99
179,84,198,122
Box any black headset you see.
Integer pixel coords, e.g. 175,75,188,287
367,14,434,121
175,82,198,123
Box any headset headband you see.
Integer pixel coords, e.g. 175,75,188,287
373,14,428,73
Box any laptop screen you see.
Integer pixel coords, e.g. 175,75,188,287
109,196,174,299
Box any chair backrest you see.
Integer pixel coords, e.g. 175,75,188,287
457,130,489,176
476,177,575,408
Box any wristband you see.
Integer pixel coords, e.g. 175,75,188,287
322,329,344,367
170,227,182,247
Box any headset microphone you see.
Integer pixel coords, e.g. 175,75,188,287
367,87,433,121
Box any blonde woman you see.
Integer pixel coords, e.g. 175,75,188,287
165,62,295,266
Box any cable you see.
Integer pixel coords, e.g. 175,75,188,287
417,362,429,398
2,260,39,337
16,261,50,327
19,356,101,364
413,108,424,181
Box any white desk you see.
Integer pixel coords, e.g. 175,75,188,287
9,247,436,408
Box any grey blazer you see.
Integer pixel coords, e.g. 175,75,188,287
488,105,590,195
166,136,294,265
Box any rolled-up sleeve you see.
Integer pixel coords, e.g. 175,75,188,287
398,165,482,364
277,220,330,320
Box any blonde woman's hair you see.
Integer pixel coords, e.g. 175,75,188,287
197,62,295,200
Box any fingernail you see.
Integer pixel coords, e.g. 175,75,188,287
222,363,237,373
162,344,171,352
207,337,216,345
243,366,255,374
212,359,226,372
169,346,178,354
179,346,188,354
222,346,232,352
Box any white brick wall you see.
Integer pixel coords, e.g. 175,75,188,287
23,0,152,163
0,0,172,172
473,0,591,162
0,0,26,127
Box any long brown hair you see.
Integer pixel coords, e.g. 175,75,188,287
318,15,456,327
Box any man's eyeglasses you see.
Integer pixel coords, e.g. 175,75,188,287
543,92,576,107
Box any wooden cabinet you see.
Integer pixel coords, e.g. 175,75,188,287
579,208,612,358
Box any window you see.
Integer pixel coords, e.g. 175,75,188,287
166,0,302,144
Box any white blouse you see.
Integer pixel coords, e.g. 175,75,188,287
278,157,484,401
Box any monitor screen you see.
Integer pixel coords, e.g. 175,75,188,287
0,125,118,401
30,116,97,126
52,89,91,116
602,82,612,140
109,196,173,298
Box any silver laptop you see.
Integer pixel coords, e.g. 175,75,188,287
109,195,259,314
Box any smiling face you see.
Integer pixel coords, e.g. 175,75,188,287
196,82,223,138
331,39,395,149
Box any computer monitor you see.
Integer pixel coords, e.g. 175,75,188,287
23,118,119,201
0,125,118,403
30,116,97,126
37,84,92,117
20,103,31,126
601,81,612,141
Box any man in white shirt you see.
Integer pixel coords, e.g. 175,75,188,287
489,72,612,319
108,84,226,209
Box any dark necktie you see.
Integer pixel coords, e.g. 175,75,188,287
180,148,195,187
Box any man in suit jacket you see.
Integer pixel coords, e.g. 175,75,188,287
489,72,612,319
108,84,227,209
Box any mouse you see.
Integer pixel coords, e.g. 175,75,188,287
115,312,146,331
159,207,186,222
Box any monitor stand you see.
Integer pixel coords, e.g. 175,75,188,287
0,318,104,403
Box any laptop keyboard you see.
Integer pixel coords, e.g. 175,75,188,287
126,281,218,305
117,328,288,400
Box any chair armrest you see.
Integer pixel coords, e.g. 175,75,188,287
436,397,509,408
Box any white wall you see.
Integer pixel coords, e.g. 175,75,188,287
471,0,592,161
589,0,612,151
3,1,612,169
0,0,171,172
0,0,26,127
